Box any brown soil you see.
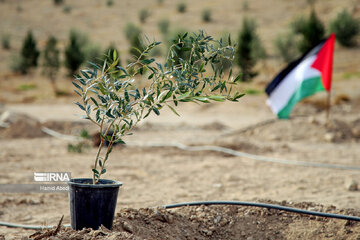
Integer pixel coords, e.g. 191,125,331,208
1,92,360,239
31,202,360,240
1,0,360,239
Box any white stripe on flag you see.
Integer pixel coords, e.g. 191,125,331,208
266,56,320,114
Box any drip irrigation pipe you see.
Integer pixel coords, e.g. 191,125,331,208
41,127,360,171
1,200,359,230
0,221,70,230
163,201,360,222
126,141,360,171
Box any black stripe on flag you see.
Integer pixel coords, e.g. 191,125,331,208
265,39,326,96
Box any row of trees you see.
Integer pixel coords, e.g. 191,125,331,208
7,7,359,90
9,30,118,94
240,8,359,81
274,8,359,63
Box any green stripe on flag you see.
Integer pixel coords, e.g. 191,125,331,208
278,76,324,119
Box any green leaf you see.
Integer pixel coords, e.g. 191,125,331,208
152,107,160,115
90,97,99,107
229,92,245,101
194,96,210,103
176,91,191,101
143,108,152,118
110,92,119,101
113,50,117,61
92,168,99,174
80,70,91,79
96,110,101,122
99,160,103,167
86,105,91,115
74,102,85,111
135,88,141,100
141,58,155,65
124,90,130,102
101,169,107,174
228,68,233,80
208,95,226,102
115,139,126,144
72,82,83,91
161,90,172,102
167,104,180,116
106,109,115,118
98,95,107,104
74,90,82,97
181,47,191,51
233,74,242,83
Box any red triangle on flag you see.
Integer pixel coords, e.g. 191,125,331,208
311,33,336,92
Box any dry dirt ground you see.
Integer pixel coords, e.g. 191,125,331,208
1,81,360,239
1,0,360,239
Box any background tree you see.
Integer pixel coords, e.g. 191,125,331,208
124,23,146,74
65,30,86,75
236,18,265,81
43,36,60,94
274,31,299,63
330,9,359,47
292,9,325,53
21,31,40,73
166,29,191,67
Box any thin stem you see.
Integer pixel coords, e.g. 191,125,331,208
93,117,114,184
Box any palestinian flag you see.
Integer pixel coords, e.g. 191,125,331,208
266,33,335,119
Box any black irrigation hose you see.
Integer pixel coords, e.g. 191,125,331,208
0,221,71,230
163,201,360,222
0,201,359,230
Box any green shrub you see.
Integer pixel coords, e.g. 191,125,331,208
306,0,316,7
43,36,60,93
65,30,86,75
214,33,234,72
129,32,145,60
124,23,146,74
1,34,10,49
124,23,144,59
20,31,40,73
18,83,36,91
139,8,150,24
236,18,265,81
274,31,299,63
158,18,170,35
53,0,64,5
149,45,162,57
291,10,325,53
166,30,191,66
63,5,71,14
83,43,102,66
202,8,212,22
10,54,27,74
124,22,142,41
106,0,113,7
177,2,186,13
68,129,91,153
242,1,249,11
330,9,359,47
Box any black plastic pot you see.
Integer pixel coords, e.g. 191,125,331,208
68,178,122,230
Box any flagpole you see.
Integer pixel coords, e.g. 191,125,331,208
326,89,331,121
